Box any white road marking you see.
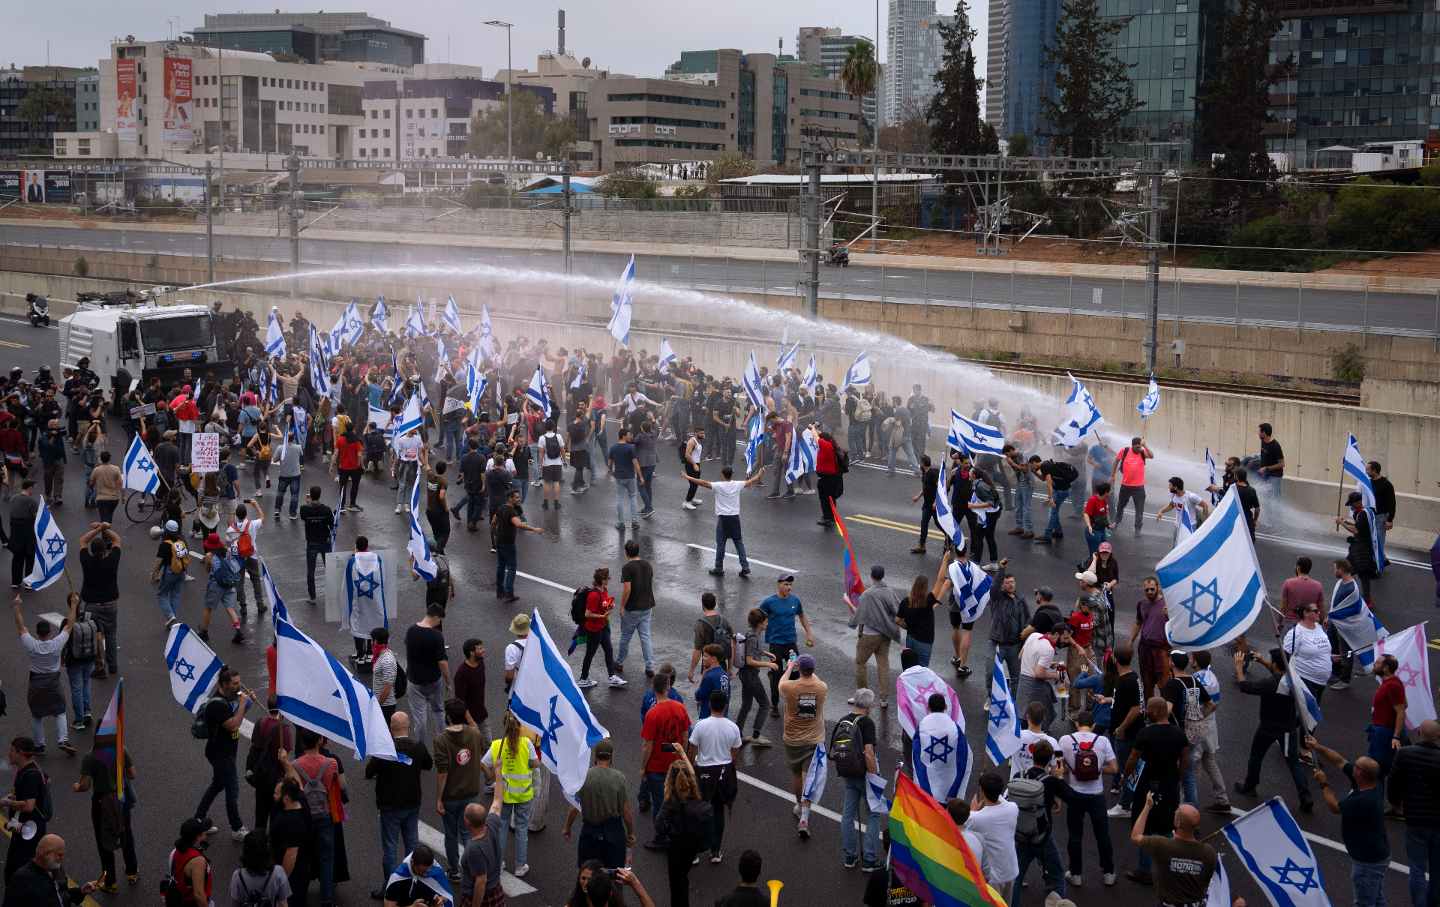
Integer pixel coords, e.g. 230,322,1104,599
735,769,847,825
685,543,796,574
237,719,539,895
515,570,574,593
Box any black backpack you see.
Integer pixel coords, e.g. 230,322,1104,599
1049,461,1079,485
190,696,228,740
235,870,279,907
544,433,562,459
829,714,868,779
697,614,733,666
393,660,408,698
570,586,592,624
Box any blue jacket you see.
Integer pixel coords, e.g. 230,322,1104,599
695,666,731,717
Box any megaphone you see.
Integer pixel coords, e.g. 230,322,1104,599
767,879,784,907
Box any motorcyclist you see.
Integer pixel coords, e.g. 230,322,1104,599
33,365,55,393
829,241,849,264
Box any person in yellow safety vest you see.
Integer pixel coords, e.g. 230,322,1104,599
481,712,539,879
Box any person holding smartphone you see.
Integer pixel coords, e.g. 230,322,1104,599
1121,697,1189,886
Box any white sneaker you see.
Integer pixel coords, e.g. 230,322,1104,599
1066,873,1083,887
682,502,697,510
394,504,404,514
608,674,627,687
1106,803,1129,818
231,826,250,841
576,678,598,689
514,863,530,879
1103,872,1117,887
693,497,704,505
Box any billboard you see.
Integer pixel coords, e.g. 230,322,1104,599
0,171,71,204
116,59,138,142
162,56,193,145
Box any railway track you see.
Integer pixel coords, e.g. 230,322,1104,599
970,359,1361,406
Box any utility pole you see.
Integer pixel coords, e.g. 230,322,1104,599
484,20,515,172
217,43,225,209
1142,159,1163,373
287,152,301,299
803,157,822,318
561,160,573,275
871,2,880,254
204,160,215,285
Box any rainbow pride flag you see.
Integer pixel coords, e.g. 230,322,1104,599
889,772,1006,907
93,678,125,801
832,501,866,607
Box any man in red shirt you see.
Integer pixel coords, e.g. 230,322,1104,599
1278,556,1325,636
765,413,794,500
815,430,842,527
638,671,691,847
1369,654,1407,773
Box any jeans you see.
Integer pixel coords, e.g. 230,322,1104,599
31,712,68,747
340,469,363,510
641,772,666,829
408,680,445,749
155,574,183,621
1115,485,1146,531
496,543,517,596
97,500,117,524
379,806,419,881
1084,526,1107,559
616,609,655,673
639,466,656,512
498,801,532,869
1366,724,1399,777
442,798,470,871
1042,489,1070,538
443,423,464,462
1014,479,1034,532
615,476,639,524
887,439,918,474
67,661,92,722
1408,826,1440,907
195,753,244,832
907,637,934,668
1016,836,1067,899
848,422,867,458
312,816,337,902
714,515,749,572
994,642,1021,689
841,776,880,866
235,557,264,610
735,668,769,737
1352,858,1388,907
1066,791,1115,875
460,489,485,525
918,498,935,547
1375,511,1391,573
274,475,302,517
88,602,118,675
395,460,418,506
305,543,329,601
581,624,617,680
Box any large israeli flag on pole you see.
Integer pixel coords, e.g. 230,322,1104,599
841,351,871,391
466,364,489,415
1137,373,1160,419
403,305,428,339
1328,587,1388,673
741,352,765,411
327,309,350,358
1053,372,1103,448
508,611,609,805
1343,433,1386,572
264,307,287,359
657,338,678,375
1222,798,1328,907
785,426,818,485
165,622,224,714
259,557,291,627
342,300,365,346
985,653,1022,766
371,296,389,334
777,341,799,374
392,393,423,444
478,304,496,359
946,409,1006,456
743,411,766,473
308,324,332,399
525,365,553,418
407,473,438,583
442,296,463,335
122,434,160,494
1158,484,1266,651
801,354,818,393
934,459,966,551
433,336,448,384
607,255,635,345
275,616,405,762
23,496,66,591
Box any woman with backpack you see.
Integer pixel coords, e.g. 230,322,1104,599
167,818,213,907
228,828,292,906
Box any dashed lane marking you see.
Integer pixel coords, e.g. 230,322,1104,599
684,543,796,574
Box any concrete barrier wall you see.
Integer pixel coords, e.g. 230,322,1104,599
1361,377,1440,416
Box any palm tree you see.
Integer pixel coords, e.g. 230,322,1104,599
840,41,880,250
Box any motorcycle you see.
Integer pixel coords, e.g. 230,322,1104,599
825,244,850,267
25,294,49,327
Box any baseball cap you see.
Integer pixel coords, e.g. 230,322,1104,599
1035,585,1055,601
796,654,816,672
1075,571,1099,585
163,520,180,533
1098,541,1113,553
777,574,796,583
593,739,614,759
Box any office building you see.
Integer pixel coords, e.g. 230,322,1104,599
75,72,101,132
356,76,553,161
1003,0,1061,150
984,0,1008,138
884,0,951,124
796,27,879,132
1266,0,1438,161
0,66,85,158
192,11,425,66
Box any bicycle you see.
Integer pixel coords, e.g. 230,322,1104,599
124,473,198,525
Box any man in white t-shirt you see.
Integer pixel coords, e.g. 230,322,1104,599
689,689,743,863
536,419,568,511
393,430,423,513
1058,710,1118,887
14,592,78,754
965,770,1020,900
1155,476,1210,543
1017,614,1067,730
228,499,265,614
1012,701,1060,780
683,464,766,578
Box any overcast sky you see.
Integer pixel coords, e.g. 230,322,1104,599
1,0,986,94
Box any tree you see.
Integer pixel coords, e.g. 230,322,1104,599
596,168,659,200
16,87,74,152
706,151,757,183
1006,133,1032,156
926,0,997,155
467,92,573,161
1198,0,1289,198
1041,0,1140,157
879,100,932,154
840,41,879,140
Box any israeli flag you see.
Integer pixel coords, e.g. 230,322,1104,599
841,351,871,391
1052,372,1103,448
1343,433,1386,572
291,406,311,452
258,557,291,627
525,365,554,418
371,296,390,334
785,425,818,485
507,611,610,805
165,622,224,714
259,365,277,405
1205,446,1221,505
433,336,448,384
391,395,424,449
467,365,489,414
275,616,405,762
442,296,462,335
743,411,765,473
1157,484,1267,651
1222,798,1328,907
947,409,1006,456
328,310,350,358
1276,653,1324,734
969,491,999,529
403,304,428,339
343,550,388,639
122,434,160,495
1329,581,1388,673
913,711,972,803
23,496,66,591
948,558,992,624
1137,373,1160,419
658,338,678,375
777,340,799,374
386,854,453,907
801,354,818,393
985,654,1023,766
264,307,287,359
342,300,365,346
1207,857,1232,907
608,255,635,345
407,473,438,583
864,772,890,815
308,324,331,399
478,303,497,359
367,404,392,433
934,459,966,550
569,362,587,390
741,352,765,411
801,741,828,805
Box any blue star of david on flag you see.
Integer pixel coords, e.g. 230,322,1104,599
137,458,153,472
1180,577,1222,627
173,658,196,683
922,734,954,764
352,572,379,599
1270,858,1320,895
988,694,1010,727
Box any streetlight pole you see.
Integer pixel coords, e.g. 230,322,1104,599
484,20,514,172
872,0,880,254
